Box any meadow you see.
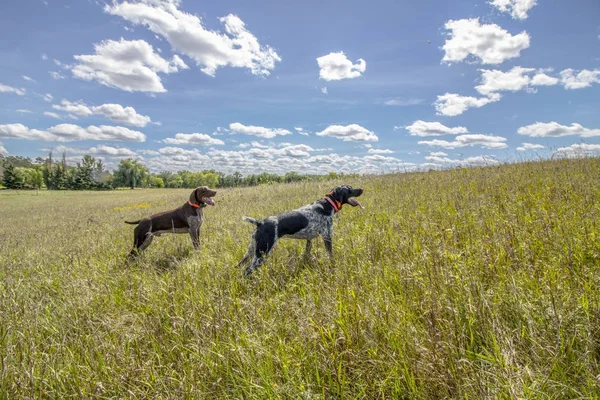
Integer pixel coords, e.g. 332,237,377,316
0,157,599,399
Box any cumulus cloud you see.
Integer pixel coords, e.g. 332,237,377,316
425,154,499,166
48,124,146,142
87,144,137,156
442,18,530,65
516,142,545,151
368,148,394,154
71,38,187,92
317,52,366,81
0,141,7,155
419,134,508,149
434,93,501,116
163,133,225,146
476,67,561,96
229,122,292,139
316,124,378,142
105,1,280,77
560,69,600,89
429,151,448,157
489,0,537,20
321,87,328,94
0,123,147,143
531,72,559,86
518,122,600,138
405,120,468,137
555,143,600,157
52,100,153,127
0,83,26,96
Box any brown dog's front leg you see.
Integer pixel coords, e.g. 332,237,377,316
189,227,200,250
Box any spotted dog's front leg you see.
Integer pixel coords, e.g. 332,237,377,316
321,219,334,259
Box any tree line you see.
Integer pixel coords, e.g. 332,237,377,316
0,153,356,190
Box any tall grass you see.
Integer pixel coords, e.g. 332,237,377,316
0,157,599,398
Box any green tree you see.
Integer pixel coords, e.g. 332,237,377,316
113,159,149,189
2,164,24,189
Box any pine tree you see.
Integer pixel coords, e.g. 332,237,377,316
2,164,24,189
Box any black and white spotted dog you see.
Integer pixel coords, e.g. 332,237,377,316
237,185,364,277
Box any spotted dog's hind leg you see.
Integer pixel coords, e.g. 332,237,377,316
244,221,278,278
237,233,256,268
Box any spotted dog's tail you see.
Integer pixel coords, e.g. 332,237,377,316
242,216,263,227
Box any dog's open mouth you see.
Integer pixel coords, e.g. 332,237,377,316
202,197,215,206
348,198,364,209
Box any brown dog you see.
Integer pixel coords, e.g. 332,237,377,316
125,186,216,258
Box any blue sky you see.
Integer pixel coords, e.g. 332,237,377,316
0,0,599,174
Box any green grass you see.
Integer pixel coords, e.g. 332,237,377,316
1,157,600,399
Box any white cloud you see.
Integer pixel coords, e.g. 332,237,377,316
53,100,153,127
229,122,292,139
532,72,559,86
163,133,225,146
43,93,53,102
434,93,501,116
442,18,530,65
316,124,378,142
476,67,561,96
426,154,499,165
71,38,187,92
317,52,366,81
560,69,600,90
44,112,61,119
41,53,48,60
22,75,36,83
321,87,328,94
518,122,600,138
0,123,58,141
429,151,448,157
0,142,7,155
105,1,281,77
16,109,33,114
476,67,535,95
49,71,66,80
516,142,545,151
489,0,537,20
0,83,26,96
294,127,310,136
419,134,508,149
48,124,146,142
384,98,424,106
53,100,92,116
368,148,394,154
405,120,468,137
0,123,146,143
556,143,600,156
87,145,137,157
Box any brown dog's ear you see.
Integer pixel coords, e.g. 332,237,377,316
189,188,199,205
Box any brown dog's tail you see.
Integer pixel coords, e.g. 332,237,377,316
124,220,141,225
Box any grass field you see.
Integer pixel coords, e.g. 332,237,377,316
1,157,600,399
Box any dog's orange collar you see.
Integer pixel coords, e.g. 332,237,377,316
326,193,342,213
188,200,202,209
